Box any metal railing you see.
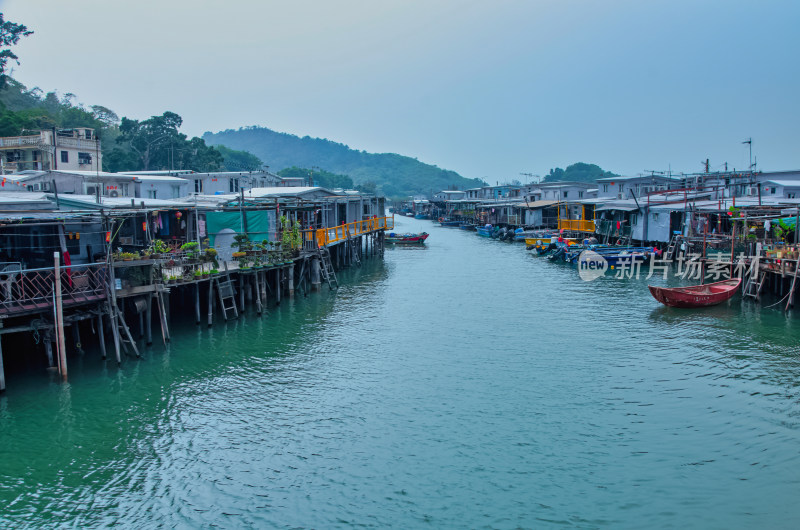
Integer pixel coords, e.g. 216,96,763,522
305,216,395,248
558,219,596,232
0,135,45,148
0,262,108,315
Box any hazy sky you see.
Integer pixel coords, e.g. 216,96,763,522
3,0,798,181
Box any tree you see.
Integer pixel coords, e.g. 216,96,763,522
215,144,263,171
0,14,33,89
117,111,184,170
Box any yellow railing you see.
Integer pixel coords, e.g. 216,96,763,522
304,216,395,248
557,219,596,232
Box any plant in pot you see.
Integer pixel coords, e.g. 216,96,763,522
147,239,170,259
204,247,218,267
209,268,219,276
181,241,200,261
233,234,252,255
193,270,203,279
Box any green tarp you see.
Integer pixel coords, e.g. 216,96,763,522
205,211,270,246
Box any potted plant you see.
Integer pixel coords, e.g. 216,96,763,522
181,241,200,261
209,268,219,276
204,247,218,266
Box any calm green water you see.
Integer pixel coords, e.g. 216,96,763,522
1,216,800,528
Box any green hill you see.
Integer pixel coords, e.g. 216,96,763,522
543,162,618,183
203,126,484,198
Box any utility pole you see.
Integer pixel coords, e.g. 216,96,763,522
703,159,709,173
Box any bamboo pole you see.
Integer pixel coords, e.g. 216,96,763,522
54,252,67,381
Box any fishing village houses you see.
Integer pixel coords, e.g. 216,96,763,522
405,167,800,310
0,128,391,392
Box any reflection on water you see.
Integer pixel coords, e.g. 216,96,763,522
1,216,799,528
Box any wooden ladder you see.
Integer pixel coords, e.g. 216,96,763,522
214,268,239,320
743,259,767,300
350,237,361,267
665,233,681,261
318,246,338,289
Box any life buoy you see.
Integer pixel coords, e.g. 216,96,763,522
438,217,443,222
616,239,623,246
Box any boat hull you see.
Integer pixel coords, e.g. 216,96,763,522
648,278,741,308
386,232,429,244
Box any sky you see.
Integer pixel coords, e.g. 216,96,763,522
2,0,798,182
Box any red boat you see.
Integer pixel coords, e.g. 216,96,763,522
648,278,741,308
385,232,429,244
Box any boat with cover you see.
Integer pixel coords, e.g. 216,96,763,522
648,278,741,308
385,232,429,244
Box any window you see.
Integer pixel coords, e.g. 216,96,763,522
172,185,181,198
770,187,776,195
788,193,796,199
563,191,568,198
78,152,92,165
229,178,240,193
194,179,203,193
578,191,584,198
631,214,638,225
147,190,157,199
653,213,659,221
61,151,69,163
602,184,609,192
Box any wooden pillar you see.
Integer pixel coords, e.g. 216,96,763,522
145,294,153,345
207,279,214,326
311,257,321,291
275,268,282,305
45,338,55,367
195,283,201,324
254,271,262,314
54,252,67,381
138,311,145,339
288,264,295,297
239,273,246,311
97,313,107,359
0,328,5,393
72,322,83,353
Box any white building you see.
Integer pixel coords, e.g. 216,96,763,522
0,128,102,173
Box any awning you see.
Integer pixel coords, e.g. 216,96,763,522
594,205,639,212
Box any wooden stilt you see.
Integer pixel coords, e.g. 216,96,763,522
239,273,246,311
156,291,170,344
54,252,67,380
207,279,214,326
254,270,262,314
288,264,295,297
97,313,107,360
0,326,5,393
195,283,201,324
145,294,153,345
72,321,83,354
274,268,281,305
139,311,145,339
45,338,55,367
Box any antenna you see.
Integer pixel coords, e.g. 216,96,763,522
742,138,753,171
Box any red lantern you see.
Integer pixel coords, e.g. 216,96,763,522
176,211,182,219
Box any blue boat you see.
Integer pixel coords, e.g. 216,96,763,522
476,224,494,237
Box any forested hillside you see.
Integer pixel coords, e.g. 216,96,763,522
543,162,618,183
204,126,484,198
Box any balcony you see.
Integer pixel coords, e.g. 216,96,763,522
557,219,596,232
0,135,45,148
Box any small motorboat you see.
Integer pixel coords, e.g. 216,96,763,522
648,278,741,308
385,232,429,244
